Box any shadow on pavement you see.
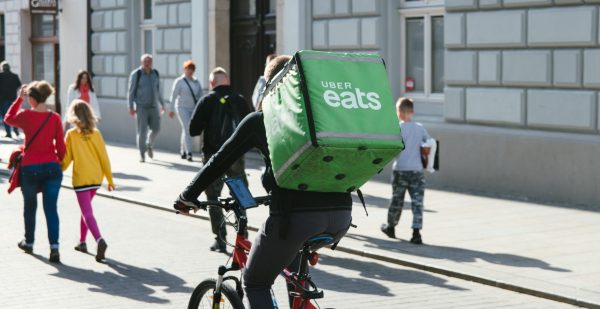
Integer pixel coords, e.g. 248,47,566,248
146,159,200,173
354,194,437,213
32,254,192,304
344,233,571,273
112,172,151,181
312,254,467,296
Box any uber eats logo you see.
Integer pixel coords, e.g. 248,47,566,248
320,81,382,111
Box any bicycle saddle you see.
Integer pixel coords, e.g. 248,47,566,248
305,233,335,248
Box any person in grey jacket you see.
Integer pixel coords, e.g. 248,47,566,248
169,60,203,161
127,54,175,162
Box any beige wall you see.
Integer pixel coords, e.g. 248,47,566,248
59,0,89,113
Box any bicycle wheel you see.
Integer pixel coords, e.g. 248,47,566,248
188,278,244,309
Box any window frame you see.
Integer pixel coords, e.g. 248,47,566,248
140,0,156,55
399,5,445,103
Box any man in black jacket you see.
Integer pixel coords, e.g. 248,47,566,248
0,61,22,138
189,67,253,252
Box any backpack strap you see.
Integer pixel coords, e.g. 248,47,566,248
356,189,368,217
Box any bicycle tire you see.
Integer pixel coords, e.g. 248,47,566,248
188,278,244,309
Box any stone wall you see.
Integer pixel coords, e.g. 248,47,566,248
90,0,194,152
311,0,385,53
444,0,600,133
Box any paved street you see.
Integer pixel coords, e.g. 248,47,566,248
1,138,599,308
0,177,576,308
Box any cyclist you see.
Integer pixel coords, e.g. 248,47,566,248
175,55,352,309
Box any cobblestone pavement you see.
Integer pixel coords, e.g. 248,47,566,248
0,179,575,309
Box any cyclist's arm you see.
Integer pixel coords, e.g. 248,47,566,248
181,112,267,200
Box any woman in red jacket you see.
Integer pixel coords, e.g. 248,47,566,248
4,81,66,263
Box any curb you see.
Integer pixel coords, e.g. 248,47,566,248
1,168,597,308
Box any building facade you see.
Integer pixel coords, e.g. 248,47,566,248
1,0,599,206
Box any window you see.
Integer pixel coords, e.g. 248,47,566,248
400,6,444,99
140,0,155,54
30,14,59,112
143,0,153,20
143,29,153,54
406,18,425,93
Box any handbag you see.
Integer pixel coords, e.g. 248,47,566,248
7,113,53,194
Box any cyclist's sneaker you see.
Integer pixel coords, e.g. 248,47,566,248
17,240,33,254
410,230,423,245
96,238,108,262
174,194,204,213
210,239,228,254
49,249,60,263
380,224,395,239
74,242,88,253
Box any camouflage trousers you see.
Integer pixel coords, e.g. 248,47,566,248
203,157,247,242
387,170,425,229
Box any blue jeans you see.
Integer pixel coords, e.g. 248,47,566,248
20,162,63,249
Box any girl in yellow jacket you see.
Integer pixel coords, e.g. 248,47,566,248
62,99,115,262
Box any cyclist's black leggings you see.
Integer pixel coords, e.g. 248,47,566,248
243,209,352,309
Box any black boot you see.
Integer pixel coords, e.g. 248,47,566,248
410,229,422,245
380,224,395,239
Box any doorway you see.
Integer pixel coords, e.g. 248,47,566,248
230,0,276,102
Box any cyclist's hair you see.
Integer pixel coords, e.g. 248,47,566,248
67,99,97,134
397,97,414,113
27,81,55,103
264,55,292,81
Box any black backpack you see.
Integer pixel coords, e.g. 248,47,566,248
209,95,241,148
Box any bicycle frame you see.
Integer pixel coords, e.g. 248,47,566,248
209,201,322,309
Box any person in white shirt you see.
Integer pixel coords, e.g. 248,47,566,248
170,60,203,161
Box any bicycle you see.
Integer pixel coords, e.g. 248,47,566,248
175,178,336,309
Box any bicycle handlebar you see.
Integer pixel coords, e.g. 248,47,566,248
174,195,271,215
197,195,272,211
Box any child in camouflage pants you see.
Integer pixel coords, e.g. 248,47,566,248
381,98,431,244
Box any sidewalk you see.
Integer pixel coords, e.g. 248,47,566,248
0,179,573,308
1,137,599,308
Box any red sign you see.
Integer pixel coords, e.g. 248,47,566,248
405,78,415,92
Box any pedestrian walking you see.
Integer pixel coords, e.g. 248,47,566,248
4,81,65,263
63,70,101,130
62,99,115,262
251,53,277,110
0,61,22,138
127,54,175,162
188,67,253,252
169,60,203,161
381,97,431,244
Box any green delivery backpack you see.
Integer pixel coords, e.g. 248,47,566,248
262,50,404,193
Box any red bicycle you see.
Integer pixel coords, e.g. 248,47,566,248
176,181,335,309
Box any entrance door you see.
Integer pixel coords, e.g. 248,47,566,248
230,0,276,103
31,14,60,113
